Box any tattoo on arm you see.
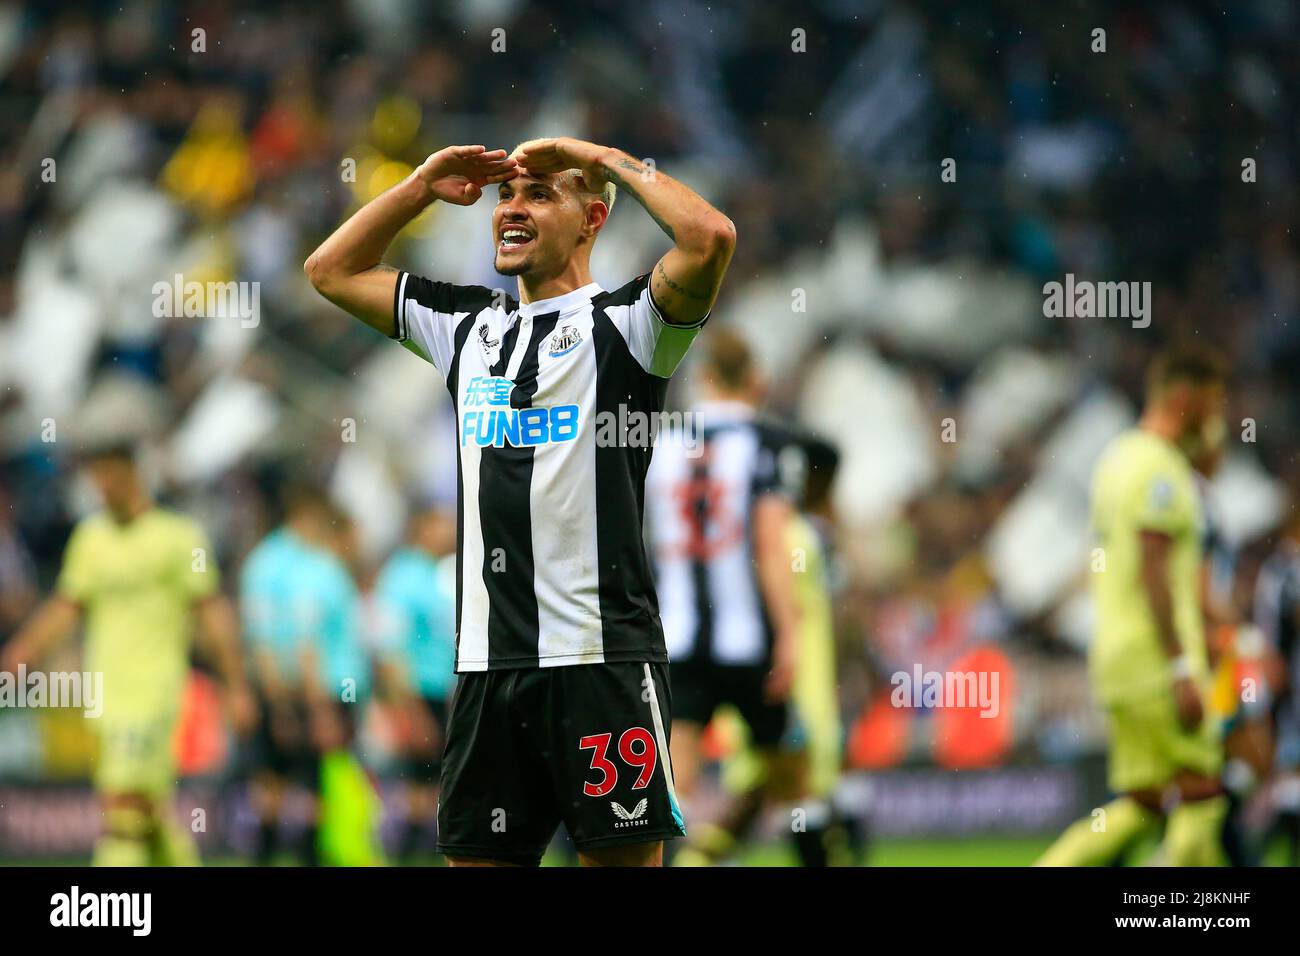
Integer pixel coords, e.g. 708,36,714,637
605,160,676,243
644,209,677,244
656,260,712,301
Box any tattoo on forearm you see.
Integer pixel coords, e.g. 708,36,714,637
645,209,677,243
656,261,712,301
603,163,638,194
605,160,676,243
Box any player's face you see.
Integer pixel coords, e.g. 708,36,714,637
493,172,589,278
85,457,138,513
1177,381,1227,462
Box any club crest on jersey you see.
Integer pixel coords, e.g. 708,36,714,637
611,799,648,828
545,323,583,358
1148,477,1173,511
477,321,501,365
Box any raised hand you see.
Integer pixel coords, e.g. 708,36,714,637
414,145,519,206
512,137,610,190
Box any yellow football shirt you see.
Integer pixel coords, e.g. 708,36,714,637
1089,429,1206,704
57,508,217,717
788,514,841,797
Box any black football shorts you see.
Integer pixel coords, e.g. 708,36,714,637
670,660,789,748
437,661,686,865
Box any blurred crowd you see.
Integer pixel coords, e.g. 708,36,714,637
1,0,1298,778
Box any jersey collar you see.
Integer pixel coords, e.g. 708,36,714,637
518,282,602,319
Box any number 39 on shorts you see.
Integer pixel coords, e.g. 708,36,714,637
578,728,657,797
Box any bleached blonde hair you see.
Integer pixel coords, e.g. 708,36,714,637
511,139,617,214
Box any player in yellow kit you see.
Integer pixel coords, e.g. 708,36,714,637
1039,347,1229,866
710,433,855,865
1,443,254,865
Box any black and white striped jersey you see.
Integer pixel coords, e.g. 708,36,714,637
393,271,705,672
644,401,809,667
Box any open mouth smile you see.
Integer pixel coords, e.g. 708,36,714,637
499,227,534,250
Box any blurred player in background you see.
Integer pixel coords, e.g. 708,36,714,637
314,507,383,866
782,435,857,865
710,428,857,865
1039,348,1229,866
1,442,254,865
241,486,368,865
305,136,734,867
1190,436,1276,865
373,505,457,863
1254,508,1300,864
646,330,810,865
241,485,330,864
